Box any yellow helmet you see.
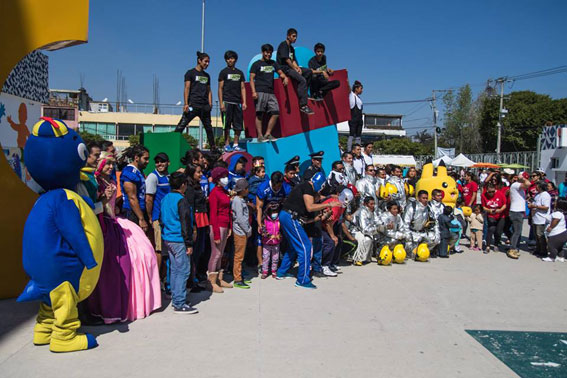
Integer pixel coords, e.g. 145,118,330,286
404,182,414,197
377,245,392,265
386,183,398,196
379,184,388,198
462,206,472,217
415,243,430,262
393,244,406,263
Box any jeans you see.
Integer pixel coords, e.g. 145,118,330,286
311,75,340,97
165,241,190,309
509,211,524,249
175,106,215,148
534,224,547,256
321,231,336,266
311,236,323,273
281,67,312,107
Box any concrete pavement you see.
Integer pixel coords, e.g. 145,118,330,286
1,243,566,378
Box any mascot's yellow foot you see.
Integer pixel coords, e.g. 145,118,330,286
48,281,98,353
33,302,54,345
50,333,97,353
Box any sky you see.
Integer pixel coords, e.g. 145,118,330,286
47,0,567,135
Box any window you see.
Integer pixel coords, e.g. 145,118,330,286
118,124,136,136
43,107,75,120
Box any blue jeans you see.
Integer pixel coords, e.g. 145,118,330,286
277,211,312,285
165,241,190,308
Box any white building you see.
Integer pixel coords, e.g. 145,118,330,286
539,124,567,183
337,113,406,139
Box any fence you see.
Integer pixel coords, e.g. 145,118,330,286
415,151,539,171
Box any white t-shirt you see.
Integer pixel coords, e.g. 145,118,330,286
532,191,551,225
509,182,526,212
362,152,373,167
547,211,566,237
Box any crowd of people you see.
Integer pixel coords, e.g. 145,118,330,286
79,136,566,319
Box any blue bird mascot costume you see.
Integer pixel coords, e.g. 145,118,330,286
17,117,103,353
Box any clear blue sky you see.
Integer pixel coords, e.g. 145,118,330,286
47,0,567,135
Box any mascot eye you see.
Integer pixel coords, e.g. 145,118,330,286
77,143,88,161
442,182,448,188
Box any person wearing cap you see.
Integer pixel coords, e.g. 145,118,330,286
276,172,341,289
231,179,252,289
302,151,324,181
146,152,171,272
284,155,301,187
207,167,233,293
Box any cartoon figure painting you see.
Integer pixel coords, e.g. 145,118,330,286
7,102,30,149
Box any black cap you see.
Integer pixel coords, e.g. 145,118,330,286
309,151,324,159
285,155,300,166
234,178,249,192
154,152,170,162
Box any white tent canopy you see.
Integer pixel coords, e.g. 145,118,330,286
371,154,417,167
433,155,452,167
449,153,476,167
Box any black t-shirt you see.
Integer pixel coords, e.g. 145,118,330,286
250,59,281,94
184,68,210,107
276,41,296,67
308,55,327,72
283,181,315,218
218,67,244,104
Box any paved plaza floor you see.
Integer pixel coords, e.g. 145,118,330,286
1,238,566,377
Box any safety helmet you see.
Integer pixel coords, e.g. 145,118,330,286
462,206,472,217
311,172,325,192
377,245,392,265
393,244,406,263
415,243,430,262
405,182,414,197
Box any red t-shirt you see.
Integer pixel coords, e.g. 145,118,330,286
323,198,345,225
462,181,479,206
481,191,507,220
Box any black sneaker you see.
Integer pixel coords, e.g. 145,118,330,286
300,105,315,115
174,304,198,314
313,271,327,278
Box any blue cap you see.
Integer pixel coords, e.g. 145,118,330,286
311,172,325,192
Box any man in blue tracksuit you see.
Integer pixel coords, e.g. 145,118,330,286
276,172,341,289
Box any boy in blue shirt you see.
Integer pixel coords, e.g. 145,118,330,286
160,172,198,314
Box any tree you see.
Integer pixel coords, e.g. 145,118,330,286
372,137,432,155
479,90,567,152
182,134,199,149
440,84,482,154
414,130,434,145
79,131,106,145
128,134,140,146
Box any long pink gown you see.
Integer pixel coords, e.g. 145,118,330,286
115,217,162,320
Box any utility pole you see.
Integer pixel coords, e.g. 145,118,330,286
198,0,206,149
431,91,438,158
495,77,506,163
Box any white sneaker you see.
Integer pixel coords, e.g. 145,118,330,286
541,257,554,262
555,257,565,263
322,266,338,277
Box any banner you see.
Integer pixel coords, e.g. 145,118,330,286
436,147,455,159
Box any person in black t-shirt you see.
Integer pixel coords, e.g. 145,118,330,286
250,44,288,142
276,172,341,289
308,43,341,101
218,50,247,153
175,51,216,151
276,28,314,115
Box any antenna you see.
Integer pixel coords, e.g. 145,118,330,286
79,73,85,88
153,75,160,114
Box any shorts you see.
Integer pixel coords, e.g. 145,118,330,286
222,102,243,132
152,220,166,255
255,92,279,116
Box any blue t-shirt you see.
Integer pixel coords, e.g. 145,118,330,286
256,180,290,207
120,164,146,210
146,170,170,221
